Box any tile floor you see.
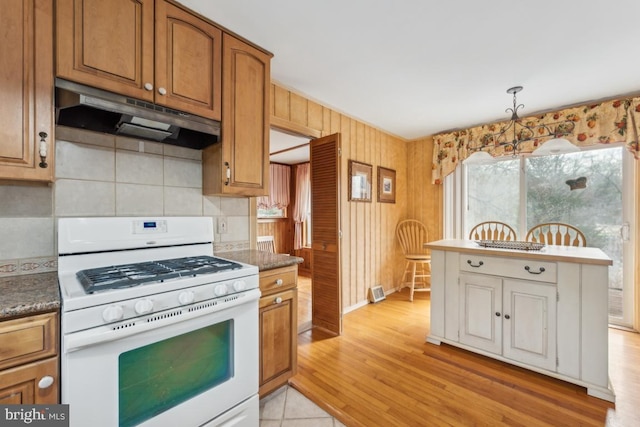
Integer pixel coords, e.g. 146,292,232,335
259,385,346,427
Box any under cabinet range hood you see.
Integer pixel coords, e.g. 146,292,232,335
55,79,220,149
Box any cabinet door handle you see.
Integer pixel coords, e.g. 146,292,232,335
275,279,283,286
467,260,484,268
495,312,501,317
504,314,511,320
524,266,546,275
38,376,54,389
225,162,230,185
38,132,48,168
158,87,167,96
274,297,283,304
144,82,153,91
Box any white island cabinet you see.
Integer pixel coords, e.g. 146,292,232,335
425,239,614,402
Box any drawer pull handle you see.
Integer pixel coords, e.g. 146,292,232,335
274,297,283,304
38,376,54,389
504,314,511,320
467,260,484,268
525,266,546,275
275,279,283,286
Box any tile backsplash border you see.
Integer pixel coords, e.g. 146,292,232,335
0,256,58,278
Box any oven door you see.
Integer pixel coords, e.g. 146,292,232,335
61,291,259,427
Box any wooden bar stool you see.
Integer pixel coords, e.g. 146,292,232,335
395,220,431,301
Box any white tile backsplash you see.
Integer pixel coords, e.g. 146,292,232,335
203,195,222,216
55,140,115,181
55,179,116,216
116,184,164,216
0,218,54,259
115,137,164,155
164,187,203,215
163,157,202,188
0,128,251,273
0,184,53,217
116,151,164,185
220,197,249,215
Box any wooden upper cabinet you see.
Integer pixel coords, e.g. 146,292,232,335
56,0,222,120
154,0,221,119
203,34,271,196
0,0,54,182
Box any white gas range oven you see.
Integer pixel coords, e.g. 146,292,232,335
57,217,260,427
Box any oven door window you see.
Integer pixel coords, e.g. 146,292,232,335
118,320,233,427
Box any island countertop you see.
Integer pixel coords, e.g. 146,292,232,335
215,250,303,271
425,239,613,266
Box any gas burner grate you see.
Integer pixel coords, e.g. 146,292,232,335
76,255,242,293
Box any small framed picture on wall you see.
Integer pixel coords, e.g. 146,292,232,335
377,166,396,203
348,160,372,202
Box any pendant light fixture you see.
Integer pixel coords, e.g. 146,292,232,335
464,86,580,164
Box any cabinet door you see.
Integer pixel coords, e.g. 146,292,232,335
0,0,54,182
503,279,557,371
259,289,297,396
0,358,58,404
155,0,222,120
56,0,155,101
220,33,270,196
459,274,502,354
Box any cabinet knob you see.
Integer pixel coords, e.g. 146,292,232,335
144,82,153,91
274,297,283,304
38,132,48,168
38,376,54,389
158,87,167,96
275,278,283,286
495,312,501,317
504,314,511,320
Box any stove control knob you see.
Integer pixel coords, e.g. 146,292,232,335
134,299,154,315
214,284,228,296
232,280,246,292
102,305,124,323
178,290,195,305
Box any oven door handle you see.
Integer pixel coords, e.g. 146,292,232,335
64,289,261,353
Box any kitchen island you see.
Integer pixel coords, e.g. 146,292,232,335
425,239,614,402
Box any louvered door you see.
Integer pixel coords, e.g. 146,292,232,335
310,133,342,335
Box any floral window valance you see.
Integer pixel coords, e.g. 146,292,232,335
431,97,640,184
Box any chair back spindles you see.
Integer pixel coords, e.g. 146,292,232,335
469,221,516,241
526,223,586,247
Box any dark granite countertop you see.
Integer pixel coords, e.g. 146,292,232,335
0,272,60,320
216,250,303,271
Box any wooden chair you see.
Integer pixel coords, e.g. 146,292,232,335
525,223,587,247
257,236,276,253
395,220,431,301
469,221,517,241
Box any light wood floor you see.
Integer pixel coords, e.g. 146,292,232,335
290,290,639,427
298,274,312,333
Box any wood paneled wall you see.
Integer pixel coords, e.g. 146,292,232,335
406,136,443,241
270,83,408,309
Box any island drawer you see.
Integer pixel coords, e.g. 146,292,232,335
459,254,557,283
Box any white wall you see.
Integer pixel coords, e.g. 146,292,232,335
0,126,251,277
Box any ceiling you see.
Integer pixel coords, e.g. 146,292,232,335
179,0,640,148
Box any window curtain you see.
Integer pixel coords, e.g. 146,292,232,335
257,163,291,209
431,97,640,184
292,163,310,250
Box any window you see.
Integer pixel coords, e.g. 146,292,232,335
451,145,634,326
